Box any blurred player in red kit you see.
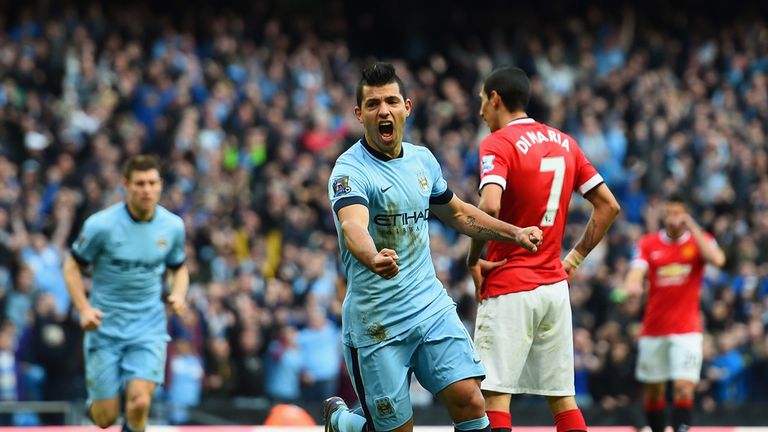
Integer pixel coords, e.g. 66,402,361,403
623,193,725,432
467,66,620,432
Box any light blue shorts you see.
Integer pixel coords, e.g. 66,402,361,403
84,338,167,400
344,306,485,431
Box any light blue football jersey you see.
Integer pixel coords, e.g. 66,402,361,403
329,139,456,348
71,203,186,343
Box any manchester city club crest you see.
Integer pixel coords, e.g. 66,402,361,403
374,397,395,417
417,172,429,193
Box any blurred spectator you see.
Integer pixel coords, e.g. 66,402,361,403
167,337,204,425
748,334,768,401
22,293,84,403
204,337,235,398
573,327,599,407
297,307,341,402
4,267,36,340
590,341,638,411
0,322,19,425
232,326,266,398
19,232,70,316
706,331,747,405
264,326,302,403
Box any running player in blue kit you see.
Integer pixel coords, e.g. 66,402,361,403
63,155,189,432
325,62,543,432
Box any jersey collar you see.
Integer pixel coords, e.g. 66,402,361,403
506,117,535,126
124,203,155,223
660,230,691,244
361,137,404,161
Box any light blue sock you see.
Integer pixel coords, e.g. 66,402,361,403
332,408,367,432
455,414,490,431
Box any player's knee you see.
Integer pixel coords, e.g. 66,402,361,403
450,385,485,413
545,395,578,414
468,388,486,412
91,409,119,428
127,393,152,415
673,380,695,399
645,383,666,400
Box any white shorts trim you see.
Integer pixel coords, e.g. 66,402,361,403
635,333,703,383
474,280,574,396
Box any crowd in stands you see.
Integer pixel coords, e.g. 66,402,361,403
0,0,767,426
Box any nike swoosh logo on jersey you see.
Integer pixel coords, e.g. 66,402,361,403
380,185,393,193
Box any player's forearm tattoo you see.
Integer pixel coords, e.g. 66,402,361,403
466,215,502,239
577,219,599,253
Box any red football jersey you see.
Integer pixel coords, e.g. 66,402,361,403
632,230,713,336
478,118,602,298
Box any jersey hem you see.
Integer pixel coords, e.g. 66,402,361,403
342,303,455,348
481,277,568,300
639,330,703,337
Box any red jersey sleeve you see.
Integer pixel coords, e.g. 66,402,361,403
631,235,650,269
478,134,511,191
572,143,603,195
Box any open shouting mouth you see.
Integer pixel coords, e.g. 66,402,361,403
378,121,394,141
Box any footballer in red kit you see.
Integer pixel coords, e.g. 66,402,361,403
467,66,620,432
633,230,712,336
623,194,725,432
478,117,603,299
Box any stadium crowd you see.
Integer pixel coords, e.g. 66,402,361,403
0,0,767,426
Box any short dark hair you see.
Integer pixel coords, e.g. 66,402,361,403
482,66,530,112
356,62,406,107
665,191,688,206
122,154,161,180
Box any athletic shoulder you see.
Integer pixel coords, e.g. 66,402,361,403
85,203,124,230
334,141,365,166
405,141,437,162
155,205,184,227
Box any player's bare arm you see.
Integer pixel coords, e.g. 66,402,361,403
465,183,507,300
680,213,726,267
563,184,621,277
338,204,400,279
467,183,503,266
622,266,647,299
63,254,104,331
430,194,542,251
167,265,190,316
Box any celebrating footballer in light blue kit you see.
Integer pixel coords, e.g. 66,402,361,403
330,139,456,349
323,62,543,432
64,155,189,432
